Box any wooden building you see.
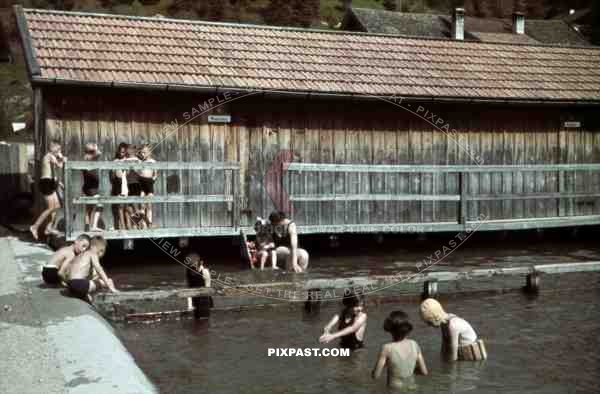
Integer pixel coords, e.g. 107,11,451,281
14,6,600,240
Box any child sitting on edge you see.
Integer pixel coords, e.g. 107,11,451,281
59,236,118,302
42,234,91,285
372,311,428,390
253,217,277,270
319,292,367,350
420,298,487,362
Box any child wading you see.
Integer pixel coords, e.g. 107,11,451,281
319,293,367,350
372,311,428,390
185,252,212,318
41,234,91,285
420,298,487,362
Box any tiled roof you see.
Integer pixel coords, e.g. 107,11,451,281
346,8,591,47
16,7,600,103
469,32,540,45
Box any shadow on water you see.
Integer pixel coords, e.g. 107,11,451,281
115,285,600,394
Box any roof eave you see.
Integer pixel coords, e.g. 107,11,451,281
13,5,40,78
30,77,600,106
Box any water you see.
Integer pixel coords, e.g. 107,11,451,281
116,285,600,393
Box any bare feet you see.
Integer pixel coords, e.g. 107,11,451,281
30,226,38,240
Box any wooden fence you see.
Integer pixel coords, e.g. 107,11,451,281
64,161,240,240
63,160,600,240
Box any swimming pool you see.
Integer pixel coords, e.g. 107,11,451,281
116,281,600,393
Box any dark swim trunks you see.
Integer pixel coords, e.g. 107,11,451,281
42,266,60,285
39,178,57,196
139,176,154,195
67,279,91,300
82,170,100,196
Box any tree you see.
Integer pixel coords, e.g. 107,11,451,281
264,0,293,25
592,0,600,45
383,0,398,11
207,0,225,21
292,0,319,28
526,0,545,18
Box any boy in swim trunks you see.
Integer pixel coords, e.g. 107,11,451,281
137,145,158,228
82,143,103,232
41,234,91,285
372,310,428,389
30,141,66,240
59,236,118,301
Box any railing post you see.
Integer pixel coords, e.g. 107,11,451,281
63,160,71,240
458,171,467,228
231,169,238,229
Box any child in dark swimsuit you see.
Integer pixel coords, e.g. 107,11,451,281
82,143,103,232
320,292,367,350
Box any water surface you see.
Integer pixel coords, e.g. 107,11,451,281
116,284,600,393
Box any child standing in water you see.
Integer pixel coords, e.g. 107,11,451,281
319,293,367,350
372,311,428,389
420,298,487,362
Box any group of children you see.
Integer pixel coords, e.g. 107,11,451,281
319,293,487,390
42,233,119,302
30,141,159,240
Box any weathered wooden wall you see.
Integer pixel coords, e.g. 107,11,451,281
42,87,600,231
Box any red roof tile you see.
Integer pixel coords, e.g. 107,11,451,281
16,8,600,102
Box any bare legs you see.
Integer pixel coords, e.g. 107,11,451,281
30,192,60,240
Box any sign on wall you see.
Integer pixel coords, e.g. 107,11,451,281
563,121,581,128
208,115,232,123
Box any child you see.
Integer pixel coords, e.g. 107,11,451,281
319,293,367,350
420,298,487,362
137,145,158,228
59,236,118,301
372,311,428,389
30,141,66,240
82,143,103,232
110,143,129,230
185,252,212,318
254,217,277,270
41,234,91,285
123,148,142,229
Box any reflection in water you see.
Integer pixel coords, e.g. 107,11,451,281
115,282,600,394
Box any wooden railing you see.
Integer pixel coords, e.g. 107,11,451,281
64,161,240,240
284,163,600,233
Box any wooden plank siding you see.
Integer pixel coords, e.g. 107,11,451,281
41,88,600,234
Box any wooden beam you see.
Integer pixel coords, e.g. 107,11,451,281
290,194,460,202
65,161,241,171
95,287,215,303
467,192,600,201
72,195,234,205
287,163,600,173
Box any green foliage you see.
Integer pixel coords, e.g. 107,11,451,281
383,0,397,11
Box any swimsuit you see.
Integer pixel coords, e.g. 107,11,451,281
138,176,154,194
39,178,58,196
42,266,60,284
82,170,100,196
338,310,365,350
67,279,91,300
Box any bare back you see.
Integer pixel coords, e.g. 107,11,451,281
46,245,75,269
40,153,55,179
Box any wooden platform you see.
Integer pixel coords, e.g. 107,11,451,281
93,262,600,321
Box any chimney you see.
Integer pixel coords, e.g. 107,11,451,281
513,12,525,35
452,8,465,41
